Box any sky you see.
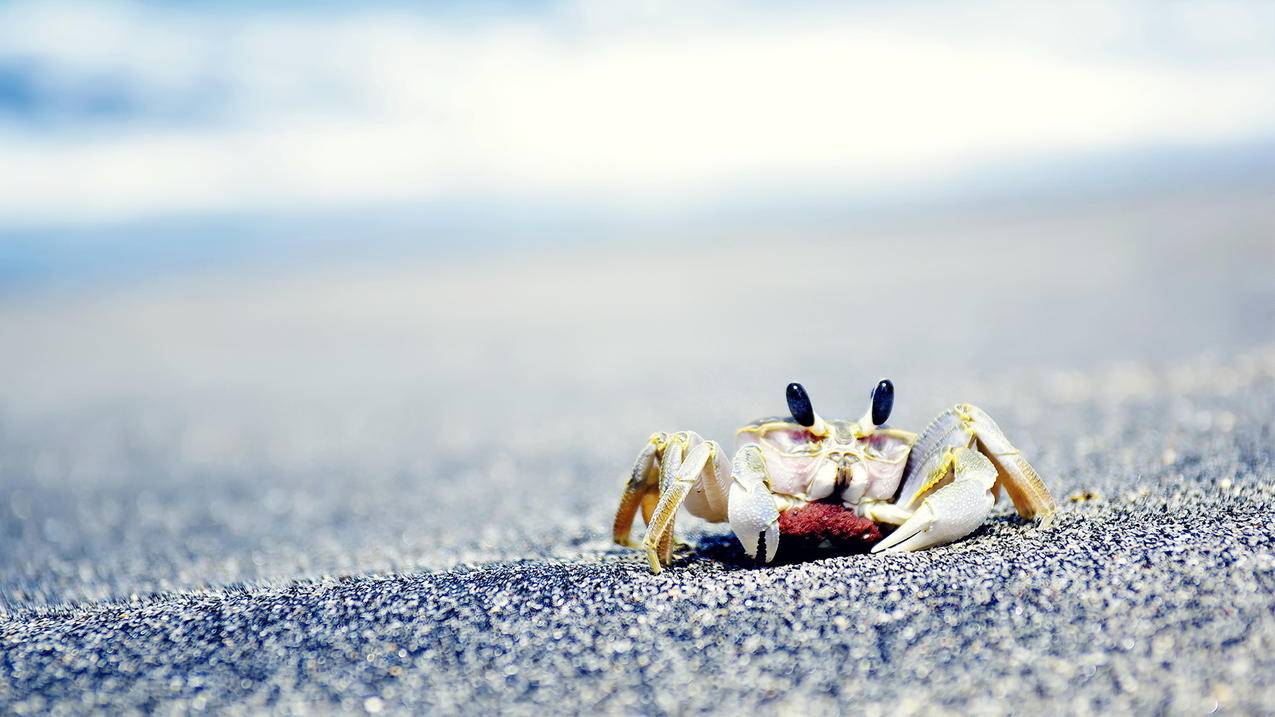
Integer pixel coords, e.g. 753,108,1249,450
0,0,1274,288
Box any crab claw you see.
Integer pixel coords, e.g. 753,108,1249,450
728,444,781,563
872,448,997,554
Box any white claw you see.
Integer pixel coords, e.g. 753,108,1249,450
872,448,997,554
729,485,780,563
728,446,781,563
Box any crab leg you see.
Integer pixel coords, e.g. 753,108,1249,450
641,440,721,573
612,434,663,547
727,444,781,564
872,447,997,553
897,404,1055,526
957,404,1055,526
613,431,732,572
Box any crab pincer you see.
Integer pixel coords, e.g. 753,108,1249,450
871,448,997,553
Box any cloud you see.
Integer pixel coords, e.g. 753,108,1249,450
0,0,1274,227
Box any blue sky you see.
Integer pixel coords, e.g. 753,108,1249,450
1,0,1274,289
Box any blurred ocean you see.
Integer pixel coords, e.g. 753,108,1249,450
1,1,1274,291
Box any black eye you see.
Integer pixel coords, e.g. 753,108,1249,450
871,379,894,425
786,382,816,427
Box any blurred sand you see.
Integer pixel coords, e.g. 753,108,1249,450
1,189,1274,714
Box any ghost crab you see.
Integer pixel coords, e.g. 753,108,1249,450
613,380,1055,573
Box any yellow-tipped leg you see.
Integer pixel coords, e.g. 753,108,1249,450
639,441,715,573
613,435,663,547
958,404,1056,526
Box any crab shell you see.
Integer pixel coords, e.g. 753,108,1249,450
737,418,911,503
735,417,913,549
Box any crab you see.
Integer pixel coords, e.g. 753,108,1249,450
612,380,1056,572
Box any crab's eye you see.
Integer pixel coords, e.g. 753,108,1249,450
871,379,894,425
786,382,816,427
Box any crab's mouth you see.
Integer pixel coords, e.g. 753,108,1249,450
775,501,882,554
